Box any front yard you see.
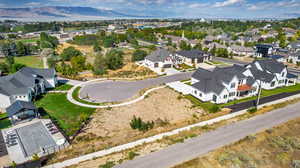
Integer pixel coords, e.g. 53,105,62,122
35,93,95,136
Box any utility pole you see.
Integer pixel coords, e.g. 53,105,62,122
256,80,263,108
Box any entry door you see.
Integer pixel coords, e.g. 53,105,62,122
213,95,217,102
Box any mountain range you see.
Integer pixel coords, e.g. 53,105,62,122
0,6,152,21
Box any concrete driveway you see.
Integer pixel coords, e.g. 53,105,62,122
79,72,193,103
115,101,300,168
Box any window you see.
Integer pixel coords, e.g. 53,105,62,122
229,92,236,97
224,95,228,99
271,81,275,87
230,83,236,88
194,90,197,95
199,93,202,97
238,80,243,85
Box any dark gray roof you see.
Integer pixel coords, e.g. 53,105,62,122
191,65,247,94
287,73,298,79
289,41,300,49
269,55,284,60
145,48,172,62
6,100,36,117
176,50,210,59
255,44,273,49
254,59,286,74
248,66,275,82
0,67,55,96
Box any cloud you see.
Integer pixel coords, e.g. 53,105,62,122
247,0,300,10
213,0,244,7
25,2,41,7
188,3,210,8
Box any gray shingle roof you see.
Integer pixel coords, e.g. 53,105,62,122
0,67,55,96
191,65,247,94
176,50,210,59
145,48,172,62
255,59,285,74
6,100,36,117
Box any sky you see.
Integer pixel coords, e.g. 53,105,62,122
1,0,300,18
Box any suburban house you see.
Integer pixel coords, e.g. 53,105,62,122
254,44,274,58
191,65,259,104
228,45,254,57
6,100,38,125
288,51,300,64
173,50,212,67
190,59,297,104
288,41,300,52
144,48,174,69
0,67,57,110
165,32,198,48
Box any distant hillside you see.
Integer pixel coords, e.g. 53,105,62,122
0,6,149,20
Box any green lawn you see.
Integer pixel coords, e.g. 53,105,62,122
35,93,95,136
185,95,220,113
221,84,300,107
15,56,44,68
17,38,39,43
53,83,73,91
0,113,10,129
0,119,11,129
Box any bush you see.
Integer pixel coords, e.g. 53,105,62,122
208,104,220,113
99,161,115,168
132,49,147,61
128,151,139,160
60,46,82,61
130,115,154,132
247,107,257,113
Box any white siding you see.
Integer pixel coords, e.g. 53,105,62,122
0,94,11,109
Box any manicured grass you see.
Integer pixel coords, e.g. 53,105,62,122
221,84,300,107
15,56,43,68
0,113,11,129
72,87,105,106
53,83,73,91
35,93,95,136
185,95,220,113
17,38,39,43
0,119,11,129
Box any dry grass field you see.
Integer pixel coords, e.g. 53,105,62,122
173,117,300,168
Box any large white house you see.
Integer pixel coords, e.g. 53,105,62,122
190,59,297,104
0,67,57,110
144,48,174,69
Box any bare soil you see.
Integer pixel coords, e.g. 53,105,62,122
48,88,205,163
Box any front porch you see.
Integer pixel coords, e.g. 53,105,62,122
236,84,256,99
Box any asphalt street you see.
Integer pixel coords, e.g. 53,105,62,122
80,72,192,102
115,101,300,168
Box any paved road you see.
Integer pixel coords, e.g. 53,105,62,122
115,101,300,168
213,57,300,75
226,90,300,112
80,72,192,102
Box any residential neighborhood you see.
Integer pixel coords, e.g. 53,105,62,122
1,2,300,168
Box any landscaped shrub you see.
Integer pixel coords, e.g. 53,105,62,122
247,107,257,113
99,161,115,168
127,151,139,160
130,115,154,132
208,104,220,113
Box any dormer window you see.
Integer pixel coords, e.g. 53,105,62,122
230,83,236,88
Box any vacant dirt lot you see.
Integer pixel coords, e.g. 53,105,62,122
48,88,205,163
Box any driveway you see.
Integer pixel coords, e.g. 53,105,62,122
79,72,193,103
115,101,300,168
